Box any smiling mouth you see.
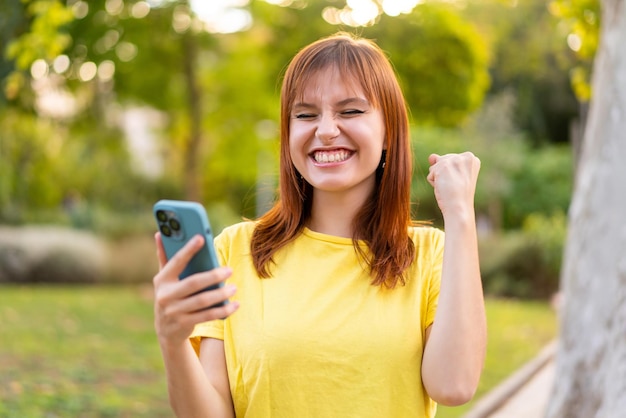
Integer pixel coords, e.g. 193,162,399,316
311,149,353,164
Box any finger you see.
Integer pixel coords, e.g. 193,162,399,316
188,300,240,324
160,234,205,279
428,153,440,166
427,169,435,187
427,159,437,186
154,266,232,320
155,232,167,270
176,282,237,314
176,266,233,299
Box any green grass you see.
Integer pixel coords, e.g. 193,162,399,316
0,287,557,418
0,285,169,418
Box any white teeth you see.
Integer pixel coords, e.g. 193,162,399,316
314,150,349,163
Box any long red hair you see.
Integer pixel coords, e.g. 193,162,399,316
250,32,415,288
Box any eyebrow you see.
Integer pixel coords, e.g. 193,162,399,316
292,97,370,109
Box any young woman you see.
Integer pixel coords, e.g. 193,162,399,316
153,32,486,417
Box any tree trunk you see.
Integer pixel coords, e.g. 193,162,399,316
546,1,626,416
182,31,202,202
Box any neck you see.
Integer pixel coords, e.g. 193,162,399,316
308,188,371,238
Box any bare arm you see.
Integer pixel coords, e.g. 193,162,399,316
421,152,487,406
153,233,239,417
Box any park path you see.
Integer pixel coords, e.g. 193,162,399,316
463,340,557,418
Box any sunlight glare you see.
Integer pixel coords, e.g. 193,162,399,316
53,55,71,74
382,0,421,17
264,0,293,5
79,62,98,82
321,0,425,27
131,1,151,19
31,59,48,80
190,0,252,34
567,33,582,52
347,0,379,26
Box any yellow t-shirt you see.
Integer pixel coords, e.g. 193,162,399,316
191,221,444,418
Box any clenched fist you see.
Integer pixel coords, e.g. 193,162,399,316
427,152,481,219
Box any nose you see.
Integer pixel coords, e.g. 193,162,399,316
316,113,340,143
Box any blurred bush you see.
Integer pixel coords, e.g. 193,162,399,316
412,92,573,234
0,208,566,298
0,226,107,284
0,202,241,285
412,91,526,228
479,211,567,299
0,226,156,285
503,146,573,228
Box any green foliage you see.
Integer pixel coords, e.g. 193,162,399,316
5,0,73,69
479,211,567,299
549,0,600,101
197,28,280,215
3,0,73,100
0,110,63,210
0,109,174,224
365,3,491,126
464,0,582,144
522,210,568,280
411,91,526,228
503,144,573,228
0,0,579,233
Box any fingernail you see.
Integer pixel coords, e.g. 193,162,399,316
226,284,237,294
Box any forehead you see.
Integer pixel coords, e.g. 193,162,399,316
295,65,368,102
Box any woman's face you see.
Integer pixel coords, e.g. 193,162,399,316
288,66,386,200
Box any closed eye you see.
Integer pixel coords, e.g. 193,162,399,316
294,113,316,120
341,109,365,116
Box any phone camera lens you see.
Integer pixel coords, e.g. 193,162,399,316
156,210,167,222
169,219,181,231
160,225,172,237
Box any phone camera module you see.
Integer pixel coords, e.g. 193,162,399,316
169,219,181,231
156,210,168,222
155,207,183,240
160,224,172,237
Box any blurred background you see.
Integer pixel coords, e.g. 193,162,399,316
0,0,598,416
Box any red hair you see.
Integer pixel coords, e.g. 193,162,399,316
250,32,415,288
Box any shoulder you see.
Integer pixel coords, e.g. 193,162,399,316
408,224,444,242
408,225,444,256
215,220,257,247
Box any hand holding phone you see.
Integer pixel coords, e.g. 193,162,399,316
153,199,228,308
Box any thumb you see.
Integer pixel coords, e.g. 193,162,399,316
155,232,168,269
428,153,440,166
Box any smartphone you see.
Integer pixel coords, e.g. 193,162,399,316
153,199,226,307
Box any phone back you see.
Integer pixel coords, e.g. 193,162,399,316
153,200,219,279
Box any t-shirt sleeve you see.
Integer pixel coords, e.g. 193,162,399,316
424,228,444,328
189,320,225,356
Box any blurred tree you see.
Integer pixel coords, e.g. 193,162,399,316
549,0,600,102
1,0,277,217
548,0,600,169
250,0,491,127
2,0,73,102
546,0,626,415
463,0,583,145
1,0,491,222
364,3,490,126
